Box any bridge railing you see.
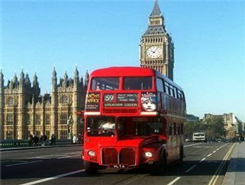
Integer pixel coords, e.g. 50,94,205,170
0,139,73,148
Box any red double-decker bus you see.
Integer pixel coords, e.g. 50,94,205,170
82,67,186,174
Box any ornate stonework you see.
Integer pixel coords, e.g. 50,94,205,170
140,0,174,80
0,68,88,140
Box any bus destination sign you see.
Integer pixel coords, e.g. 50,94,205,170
117,94,138,102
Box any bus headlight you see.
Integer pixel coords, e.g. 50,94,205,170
145,151,153,158
88,150,96,157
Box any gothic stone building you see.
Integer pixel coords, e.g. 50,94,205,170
0,68,88,140
140,0,174,80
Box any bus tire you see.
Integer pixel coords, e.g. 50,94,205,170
84,160,98,174
150,152,166,175
179,146,184,163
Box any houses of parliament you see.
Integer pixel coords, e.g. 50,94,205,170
0,68,88,140
0,0,174,140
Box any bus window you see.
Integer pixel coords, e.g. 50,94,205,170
123,77,152,90
168,123,172,135
92,78,119,90
157,78,164,92
165,82,170,95
118,117,163,136
86,116,116,136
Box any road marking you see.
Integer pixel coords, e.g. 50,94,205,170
199,157,206,163
184,143,202,148
57,154,81,159
207,154,212,157
19,169,85,185
5,160,43,167
185,165,197,173
208,143,236,185
167,177,181,185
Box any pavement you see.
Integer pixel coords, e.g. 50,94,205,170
0,143,82,151
223,142,245,185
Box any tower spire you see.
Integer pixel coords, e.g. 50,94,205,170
150,0,161,17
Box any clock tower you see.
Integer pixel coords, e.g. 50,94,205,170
140,0,174,80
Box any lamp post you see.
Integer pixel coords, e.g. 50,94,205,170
67,115,73,139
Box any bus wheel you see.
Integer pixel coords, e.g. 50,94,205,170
84,161,98,174
150,153,166,175
179,146,184,163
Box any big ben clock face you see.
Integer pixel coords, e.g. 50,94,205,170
147,46,162,58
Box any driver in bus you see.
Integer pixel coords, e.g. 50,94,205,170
99,121,115,131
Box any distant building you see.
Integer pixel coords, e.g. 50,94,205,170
0,68,88,140
202,113,243,138
140,0,174,80
186,114,199,122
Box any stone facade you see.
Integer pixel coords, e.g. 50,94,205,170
0,68,88,140
203,113,243,138
140,0,174,80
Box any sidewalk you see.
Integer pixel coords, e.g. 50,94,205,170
0,144,83,152
223,142,245,185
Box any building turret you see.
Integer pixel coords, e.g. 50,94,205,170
19,70,24,87
51,67,57,136
18,70,25,139
74,67,79,89
84,70,89,88
33,73,40,97
0,70,4,140
52,67,57,92
13,73,18,88
33,73,39,88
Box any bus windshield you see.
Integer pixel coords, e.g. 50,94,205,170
123,77,152,90
86,116,116,136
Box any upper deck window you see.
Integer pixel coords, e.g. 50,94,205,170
123,77,152,90
92,78,119,90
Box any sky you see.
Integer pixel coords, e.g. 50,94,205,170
1,0,245,121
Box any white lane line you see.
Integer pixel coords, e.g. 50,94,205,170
57,154,81,159
184,143,202,148
207,154,212,157
185,165,197,173
167,177,181,185
199,157,206,163
19,169,85,185
5,160,43,167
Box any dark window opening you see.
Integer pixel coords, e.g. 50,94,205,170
123,77,152,90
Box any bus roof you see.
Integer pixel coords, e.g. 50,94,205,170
90,66,183,91
91,67,155,77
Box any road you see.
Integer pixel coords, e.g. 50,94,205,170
1,142,235,185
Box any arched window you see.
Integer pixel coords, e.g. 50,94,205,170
35,114,41,125
7,97,14,106
60,95,68,104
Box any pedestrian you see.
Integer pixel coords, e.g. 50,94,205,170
78,133,82,144
40,134,47,146
33,135,39,146
73,134,77,144
51,134,56,145
28,134,33,146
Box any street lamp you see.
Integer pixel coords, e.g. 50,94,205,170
67,115,73,139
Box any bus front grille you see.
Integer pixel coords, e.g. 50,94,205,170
120,148,136,165
102,148,118,165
